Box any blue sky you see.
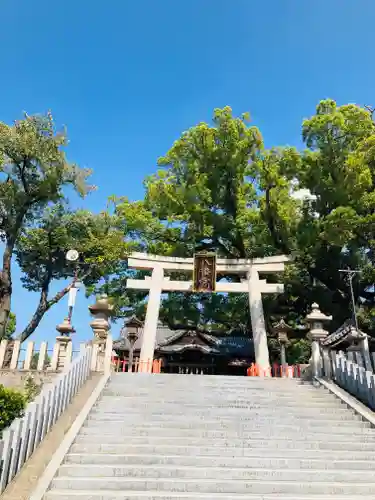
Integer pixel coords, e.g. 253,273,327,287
1,0,374,348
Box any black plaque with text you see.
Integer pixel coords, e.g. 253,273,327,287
193,252,216,292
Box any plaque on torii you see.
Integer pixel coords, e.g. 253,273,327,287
126,252,289,372
193,252,216,293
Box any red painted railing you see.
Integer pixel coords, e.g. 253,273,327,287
246,363,303,378
111,356,162,373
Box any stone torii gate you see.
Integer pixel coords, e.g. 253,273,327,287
126,252,289,372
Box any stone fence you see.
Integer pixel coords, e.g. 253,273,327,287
302,302,375,409
0,294,117,392
0,292,116,494
0,340,108,493
323,351,375,410
0,339,80,372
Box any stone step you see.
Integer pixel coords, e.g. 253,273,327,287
101,394,342,409
80,424,374,438
104,385,333,399
103,388,332,402
92,406,358,418
108,376,310,385
70,441,375,455
65,453,375,470
96,394,343,404
74,432,375,446
56,464,375,482
90,408,361,419
105,386,323,394
49,477,375,495
44,491,375,500
104,382,329,390
84,418,370,430
109,374,305,381
106,386,321,394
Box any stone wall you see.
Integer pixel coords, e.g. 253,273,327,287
0,370,56,391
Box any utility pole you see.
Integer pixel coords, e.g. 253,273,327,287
339,268,361,330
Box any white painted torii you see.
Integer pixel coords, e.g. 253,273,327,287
126,253,289,372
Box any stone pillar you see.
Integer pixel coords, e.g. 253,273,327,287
247,268,270,373
89,294,112,372
55,318,75,371
361,335,373,372
346,328,372,372
306,303,332,381
139,266,164,372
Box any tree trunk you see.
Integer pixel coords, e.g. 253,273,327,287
17,283,73,343
18,302,49,343
0,241,14,339
2,340,15,368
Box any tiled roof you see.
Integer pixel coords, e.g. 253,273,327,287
113,323,183,351
113,323,254,357
321,321,367,347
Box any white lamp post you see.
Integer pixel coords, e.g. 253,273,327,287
66,249,81,325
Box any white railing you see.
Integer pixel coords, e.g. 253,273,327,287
329,351,375,410
0,344,92,493
0,339,79,371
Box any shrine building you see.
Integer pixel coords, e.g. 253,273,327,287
112,322,254,375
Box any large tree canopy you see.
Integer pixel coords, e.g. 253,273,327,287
102,109,305,338
0,113,92,337
15,206,129,341
264,100,375,331
99,102,375,364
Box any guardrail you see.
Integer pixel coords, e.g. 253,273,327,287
0,345,92,493
111,357,162,373
0,339,78,371
329,351,375,410
246,363,305,378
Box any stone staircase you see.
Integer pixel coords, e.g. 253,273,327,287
44,373,375,499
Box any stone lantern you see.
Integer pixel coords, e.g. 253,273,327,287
272,318,293,374
306,303,332,379
89,294,113,346
55,317,75,370
121,315,143,372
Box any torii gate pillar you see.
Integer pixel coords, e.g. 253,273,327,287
247,267,271,372
126,253,289,373
139,266,164,365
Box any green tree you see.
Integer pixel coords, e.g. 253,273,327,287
101,101,375,361
108,107,305,333
263,99,375,333
0,113,92,338
143,106,265,258
30,352,51,370
15,206,129,342
0,385,26,435
0,311,16,340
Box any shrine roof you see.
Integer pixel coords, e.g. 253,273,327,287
321,321,368,347
113,322,254,356
113,322,178,351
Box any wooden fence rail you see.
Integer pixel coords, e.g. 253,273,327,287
0,344,92,493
